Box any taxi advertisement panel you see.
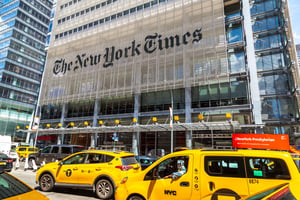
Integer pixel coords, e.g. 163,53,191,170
232,133,290,150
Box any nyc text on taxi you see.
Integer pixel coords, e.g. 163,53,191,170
35,150,140,199
115,149,300,200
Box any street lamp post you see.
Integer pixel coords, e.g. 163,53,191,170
170,89,174,153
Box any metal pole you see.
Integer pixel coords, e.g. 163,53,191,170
170,89,173,153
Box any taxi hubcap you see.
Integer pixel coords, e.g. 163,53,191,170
41,175,51,189
98,180,111,197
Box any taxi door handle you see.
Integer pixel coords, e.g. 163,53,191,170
209,182,215,191
73,167,78,171
180,182,189,187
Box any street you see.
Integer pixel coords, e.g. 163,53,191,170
11,162,101,200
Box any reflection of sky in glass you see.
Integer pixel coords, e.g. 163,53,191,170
289,0,300,44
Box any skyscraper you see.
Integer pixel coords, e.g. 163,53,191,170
296,44,300,67
0,0,53,141
31,0,300,153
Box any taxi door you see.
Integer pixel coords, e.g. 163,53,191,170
55,153,87,184
145,155,193,200
76,153,108,184
161,155,193,200
200,155,249,200
245,157,291,196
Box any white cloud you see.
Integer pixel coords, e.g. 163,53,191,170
293,32,300,45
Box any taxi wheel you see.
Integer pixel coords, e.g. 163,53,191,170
39,173,54,192
95,179,114,199
128,195,145,200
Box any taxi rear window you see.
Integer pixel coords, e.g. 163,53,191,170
122,156,139,165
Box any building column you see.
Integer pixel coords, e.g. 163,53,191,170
185,87,192,149
91,99,100,148
132,93,140,155
243,0,263,133
57,103,67,144
28,106,40,146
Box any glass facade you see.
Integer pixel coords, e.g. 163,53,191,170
35,0,300,151
0,0,53,140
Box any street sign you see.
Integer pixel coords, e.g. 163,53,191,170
232,133,290,150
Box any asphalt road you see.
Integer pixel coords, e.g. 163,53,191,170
10,162,104,200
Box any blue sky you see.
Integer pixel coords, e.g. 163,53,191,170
289,0,300,44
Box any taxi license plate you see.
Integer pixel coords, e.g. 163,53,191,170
0,162,6,165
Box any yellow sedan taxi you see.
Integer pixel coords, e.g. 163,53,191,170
16,147,39,159
0,171,49,200
36,150,141,199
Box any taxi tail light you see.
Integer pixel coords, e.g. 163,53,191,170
120,177,128,184
115,165,133,171
7,159,13,163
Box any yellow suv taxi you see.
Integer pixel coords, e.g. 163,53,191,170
115,149,300,200
16,147,38,160
35,150,140,199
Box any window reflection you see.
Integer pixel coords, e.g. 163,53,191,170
255,34,282,50
261,97,294,120
256,53,285,71
229,52,245,73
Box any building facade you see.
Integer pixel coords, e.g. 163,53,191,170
296,44,300,67
32,0,300,154
0,0,53,141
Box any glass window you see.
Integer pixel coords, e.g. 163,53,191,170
231,81,247,98
145,156,189,180
41,147,51,153
246,157,290,179
63,153,87,165
265,75,275,94
87,153,103,164
199,86,209,101
51,147,59,153
122,156,139,165
61,147,71,154
251,0,277,15
274,74,288,93
205,156,245,178
227,26,242,43
229,52,245,73
255,34,281,51
253,16,278,32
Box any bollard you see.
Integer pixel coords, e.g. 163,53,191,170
32,159,38,172
15,155,20,170
24,157,29,171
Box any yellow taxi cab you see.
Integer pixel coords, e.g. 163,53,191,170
115,149,300,200
36,150,141,199
16,147,39,159
0,171,49,200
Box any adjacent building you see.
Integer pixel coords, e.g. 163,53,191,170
31,0,300,154
0,0,53,141
296,44,300,67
